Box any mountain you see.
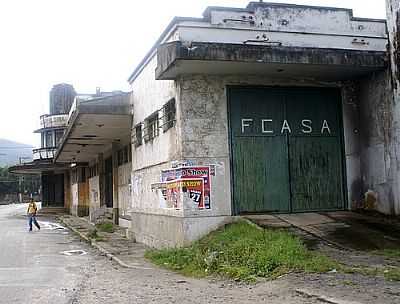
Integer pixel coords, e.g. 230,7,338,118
0,139,33,167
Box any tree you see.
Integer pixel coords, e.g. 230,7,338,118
0,167,40,195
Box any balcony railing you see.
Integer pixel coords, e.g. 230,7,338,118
39,114,68,130
33,147,57,161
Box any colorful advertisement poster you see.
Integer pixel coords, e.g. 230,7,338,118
160,166,212,209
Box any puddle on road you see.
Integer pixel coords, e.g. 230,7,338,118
38,221,67,231
60,249,88,256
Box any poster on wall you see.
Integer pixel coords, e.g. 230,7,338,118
158,166,212,210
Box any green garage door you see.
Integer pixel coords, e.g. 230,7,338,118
229,87,345,214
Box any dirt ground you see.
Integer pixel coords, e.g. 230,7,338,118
69,211,400,304
69,251,399,304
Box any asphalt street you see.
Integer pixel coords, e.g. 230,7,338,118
0,204,94,304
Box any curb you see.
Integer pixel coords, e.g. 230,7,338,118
58,217,131,268
58,217,152,270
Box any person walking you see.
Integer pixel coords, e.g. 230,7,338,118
27,198,40,231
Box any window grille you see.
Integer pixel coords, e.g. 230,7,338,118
134,124,143,147
162,98,176,132
144,112,159,142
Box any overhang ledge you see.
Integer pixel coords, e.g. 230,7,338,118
155,41,388,81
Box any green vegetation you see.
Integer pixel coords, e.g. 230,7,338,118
87,228,104,242
373,249,400,259
0,166,40,196
145,221,339,282
384,268,400,281
96,221,114,233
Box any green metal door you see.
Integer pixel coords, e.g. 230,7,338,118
287,88,344,211
230,88,290,213
229,87,345,214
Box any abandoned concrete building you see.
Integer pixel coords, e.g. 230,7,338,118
9,84,76,208
10,1,400,248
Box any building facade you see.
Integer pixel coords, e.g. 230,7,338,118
9,84,75,208
126,1,397,247
12,1,400,248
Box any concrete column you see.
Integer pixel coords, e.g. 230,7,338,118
112,142,120,225
386,0,400,215
98,153,105,207
63,171,71,212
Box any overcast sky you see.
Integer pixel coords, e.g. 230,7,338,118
0,0,387,147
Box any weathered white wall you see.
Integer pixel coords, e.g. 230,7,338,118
178,74,360,218
171,5,387,52
88,175,100,221
118,162,132,218
131,69,363,247
341,82,362,209
209,6,386,37
130,56,181,218
384,0,400,215
70,183,79,216
358,70,396,214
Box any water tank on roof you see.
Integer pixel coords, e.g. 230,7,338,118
49,84,76,115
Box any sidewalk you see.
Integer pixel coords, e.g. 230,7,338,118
58,215,154,270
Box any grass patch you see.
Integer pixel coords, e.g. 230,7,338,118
373,249,400,259
145,221,339,282
96,221,114,233
384,268,400,281
87,228,104,241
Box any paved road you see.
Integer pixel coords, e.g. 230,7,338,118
0,204,94,304
0,204,315,304
2,204,398,304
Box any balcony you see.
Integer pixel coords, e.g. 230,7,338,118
33,147,57,161
35,114,68,133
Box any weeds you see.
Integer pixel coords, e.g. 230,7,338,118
87,228,104,242
145,221,339,282
384,268,400,281
373,249,400,259
96,221,114,233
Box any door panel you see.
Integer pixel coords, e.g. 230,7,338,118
289,137,344,211
233,136,290,213
230,88,290,213
286,88,344,212
229,87,345,214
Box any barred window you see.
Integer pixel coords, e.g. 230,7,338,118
134,124,142,147
55,129,65,146
163,98,176,132
117,145,130,166
89,164,98,178
71,168,78,184
144,112,159,142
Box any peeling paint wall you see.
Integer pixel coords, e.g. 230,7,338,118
358,70,396,214
173,5,387,52
130,56,181,215
70,183,78,216
341,81,362,209
88,175,101,221
130,67,364,247
178,74,360,217
118,162,132,218
384,0,400,215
